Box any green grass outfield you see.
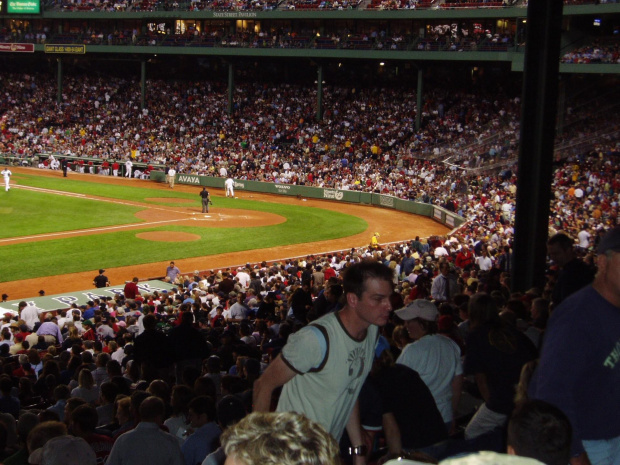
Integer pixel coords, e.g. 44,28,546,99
0,173,368,282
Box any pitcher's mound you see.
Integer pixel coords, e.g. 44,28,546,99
136,231,202,242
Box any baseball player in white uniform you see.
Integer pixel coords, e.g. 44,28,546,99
2,167,12,191
125,159,133,178
225,177,234,197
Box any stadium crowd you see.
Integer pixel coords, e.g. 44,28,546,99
561,40,620,64
41,0,509,12
1,68,620,464
0,24,517,51
0,222,618,464
3,23,615,57
38,0,611,12
0,72,521,189
1,71,618,234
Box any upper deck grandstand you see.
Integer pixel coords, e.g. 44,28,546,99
1,0,619,245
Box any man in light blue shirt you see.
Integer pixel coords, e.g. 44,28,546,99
37,318,63,344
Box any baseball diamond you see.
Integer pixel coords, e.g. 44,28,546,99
0,166,448,300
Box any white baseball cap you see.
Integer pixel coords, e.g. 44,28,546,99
395,299,439,322
29,436,96,465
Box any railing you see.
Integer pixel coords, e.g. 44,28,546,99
35,31,520,52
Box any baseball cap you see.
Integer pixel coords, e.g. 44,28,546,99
438,451,544,465
29,435,97,465
395,299,439,322
598,227,620,254
99,269,105,274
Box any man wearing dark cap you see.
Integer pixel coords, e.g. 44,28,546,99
530,227,620,465
94,269,110,289
83,302,96,320
82,320,97,341
199,187,211,214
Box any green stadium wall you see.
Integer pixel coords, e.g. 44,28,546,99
151,169,464,230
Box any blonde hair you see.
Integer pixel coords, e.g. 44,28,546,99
78,369,95,390
115,396,132,424
392,325,412,349
222,412,340,465
514,359,539,405
68,325,79,339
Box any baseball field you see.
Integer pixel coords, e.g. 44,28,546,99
0,167,449,299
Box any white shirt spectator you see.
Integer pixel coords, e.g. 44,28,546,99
236,270,251,290
57,315,71,331
112,347,125,364
434,246,449,258
476,255,494,271
20,304,41,331
97,324,115,340
577,229,590,249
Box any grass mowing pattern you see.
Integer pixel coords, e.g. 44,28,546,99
1,174,368,281
0,188,143,239
15,174,204,205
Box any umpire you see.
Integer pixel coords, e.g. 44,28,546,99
200,187,211,213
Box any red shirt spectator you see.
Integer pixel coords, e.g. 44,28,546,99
455,246,474,270
123,277,140,300
324,264,337,281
